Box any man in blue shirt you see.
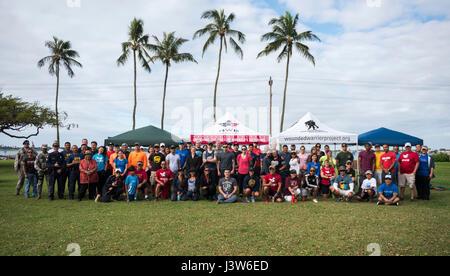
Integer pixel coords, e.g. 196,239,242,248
66,145,85,200
125,166,139,202
416,146,435,200
377,175,400,206
175,141,189,170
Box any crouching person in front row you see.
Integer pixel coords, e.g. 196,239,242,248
377,175,400,206
330,166,354,202
96,169,124,203
217,170,238,204
182,169,199,201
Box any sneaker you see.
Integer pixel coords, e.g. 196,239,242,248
346,198,352,203
95,194,100,203
395,202,399,206
251,197,255,203
336,198,342,202
294,198,298,203
264,199,270,203
291,196,295,203
313,199,318,203
242,198,250,203
15,190,20,196
377,201,383,206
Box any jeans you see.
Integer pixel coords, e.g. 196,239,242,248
217,193,237,203
25,173,37,197
183,190,199,201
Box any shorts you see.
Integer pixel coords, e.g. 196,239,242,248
374,171,383,184
336,189,353,197
284,189,307,201
398,173,415,188
150,171,157,186
244,183,260,192
320,185,330,195
357,190,375,199
268,189,281,199
139,182,150,192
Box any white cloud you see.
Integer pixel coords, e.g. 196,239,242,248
0,0,449,149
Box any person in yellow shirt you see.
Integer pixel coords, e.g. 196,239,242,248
374,144,384,186
128,142,148,169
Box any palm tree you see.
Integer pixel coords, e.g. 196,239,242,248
148,32,197,130
117,18,153,130
193,9,245,122
37,37,82,144
257,12,320,132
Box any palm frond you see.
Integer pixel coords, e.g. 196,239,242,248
229,37,243,59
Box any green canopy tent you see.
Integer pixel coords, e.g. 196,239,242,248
104,125,181,147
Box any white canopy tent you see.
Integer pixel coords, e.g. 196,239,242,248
191,113,269,145
276,112,358,145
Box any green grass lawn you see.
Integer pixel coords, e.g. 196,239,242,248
0,160,449,256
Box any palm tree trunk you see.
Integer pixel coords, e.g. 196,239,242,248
161,63,169,130
213,36,224,122
280,52,290,133
55,63,60,144
132,50,137,130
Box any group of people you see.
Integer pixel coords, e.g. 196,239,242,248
13,138,436,206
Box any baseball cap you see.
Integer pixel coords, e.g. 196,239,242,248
52,142,60,147
385,174,392,180
108,142,114,146
365,170,373,175
346,160,352,165
137,161,143,166
134,142,140,146
42,144,48,149
160,143,165,147
179,140,185,144
405,142,412,147
339,166,346,171
269,165,276,170
289,169,297,174
422,146,428,150
121,143,128,147
249,167,255,172
23,140,30,145
170,145,176,149
115,168,122,173
154,144,160,148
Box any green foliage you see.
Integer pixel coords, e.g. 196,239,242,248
0,92,59,139
433,153,450,162
193,9,246,59
257,11,320,63
148,32,197,66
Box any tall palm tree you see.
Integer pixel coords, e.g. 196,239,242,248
257,12,320,132
148,32,197,130
193,9,245,122
37,37,82,144
117,18,153,130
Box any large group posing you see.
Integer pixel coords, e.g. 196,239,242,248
14,139,435,206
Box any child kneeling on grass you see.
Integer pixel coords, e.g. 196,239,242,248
125,166,139,202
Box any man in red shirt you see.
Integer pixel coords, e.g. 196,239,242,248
262,166,283,203
155,161,174,201
380,144,398,185
132,161,149,200
398,143,420,201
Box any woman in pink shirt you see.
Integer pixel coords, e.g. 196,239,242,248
298,146,309,173
236,145,252,197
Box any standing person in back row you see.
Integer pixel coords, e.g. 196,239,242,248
217,143,236,178
176,141,189,171
202,142,218,186
66,145,84,200
380,144,397,185
335,143,354,168
128,142,147,170
34,144,49,200
358,143,376,191
236,145,253,197
46,142,66,200
374,144,384,186
416,146,435,200
398,143,420,201
14,140,37,196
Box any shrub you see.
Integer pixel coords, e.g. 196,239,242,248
432,153,450,162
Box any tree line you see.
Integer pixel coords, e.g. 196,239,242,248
36,10,320,144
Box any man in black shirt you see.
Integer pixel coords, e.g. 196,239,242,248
46,143,66,200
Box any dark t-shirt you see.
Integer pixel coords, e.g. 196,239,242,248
23,156,36,174
336,151,354,166
359,150,376,172
218,151,235,171
149,153,165,172
284,176,301,196
219,177,237,195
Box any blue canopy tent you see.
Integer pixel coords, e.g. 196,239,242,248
358,127,423,146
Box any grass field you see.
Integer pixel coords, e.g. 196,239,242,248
0,160,449,256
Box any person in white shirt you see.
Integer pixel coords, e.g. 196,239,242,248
289,151,300,175
166,145,181,174
356,170,377,202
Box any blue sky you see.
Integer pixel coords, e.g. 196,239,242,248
1,0,449,148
